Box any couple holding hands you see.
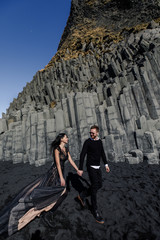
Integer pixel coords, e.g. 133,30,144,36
51,124,110,224
0,125,110,237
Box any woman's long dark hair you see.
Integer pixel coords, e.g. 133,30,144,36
50,133,66,156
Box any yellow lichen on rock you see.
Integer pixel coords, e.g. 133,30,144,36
155,17,160,23
44,16,160,70
50,101,56,109
45,24,124,69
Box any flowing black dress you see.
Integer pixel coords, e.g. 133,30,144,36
0,146,68,236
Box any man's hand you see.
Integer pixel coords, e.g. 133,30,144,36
105,166,110,173
77,170,83,176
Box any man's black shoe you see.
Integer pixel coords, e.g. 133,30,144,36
77,194,85,207
93,210,104,224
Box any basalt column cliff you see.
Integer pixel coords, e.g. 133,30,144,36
0,0,160,166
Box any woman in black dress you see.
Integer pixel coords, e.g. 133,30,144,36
0,133,81,236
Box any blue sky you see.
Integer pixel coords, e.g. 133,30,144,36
0,0,71,117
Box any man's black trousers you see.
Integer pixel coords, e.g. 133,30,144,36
80,166,102,211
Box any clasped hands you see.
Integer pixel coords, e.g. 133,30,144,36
77,166,110,177
77,169,83,176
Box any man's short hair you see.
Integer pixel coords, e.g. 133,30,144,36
90,125,99,132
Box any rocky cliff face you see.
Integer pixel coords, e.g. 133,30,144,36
48,0,160,65
0,0,160,166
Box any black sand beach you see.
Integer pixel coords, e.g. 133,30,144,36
0,160,160,240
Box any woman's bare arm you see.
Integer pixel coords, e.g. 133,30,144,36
68,152,83,176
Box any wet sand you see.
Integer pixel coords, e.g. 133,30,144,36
0,160,160,240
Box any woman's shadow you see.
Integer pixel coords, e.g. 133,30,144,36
66,172,92,211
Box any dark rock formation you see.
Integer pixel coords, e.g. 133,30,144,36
0,0,160,165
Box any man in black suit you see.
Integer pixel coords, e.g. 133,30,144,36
78,125,110,224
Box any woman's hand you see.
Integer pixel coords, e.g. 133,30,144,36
60,177,66,186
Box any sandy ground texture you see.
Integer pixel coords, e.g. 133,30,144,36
0,160,160,240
